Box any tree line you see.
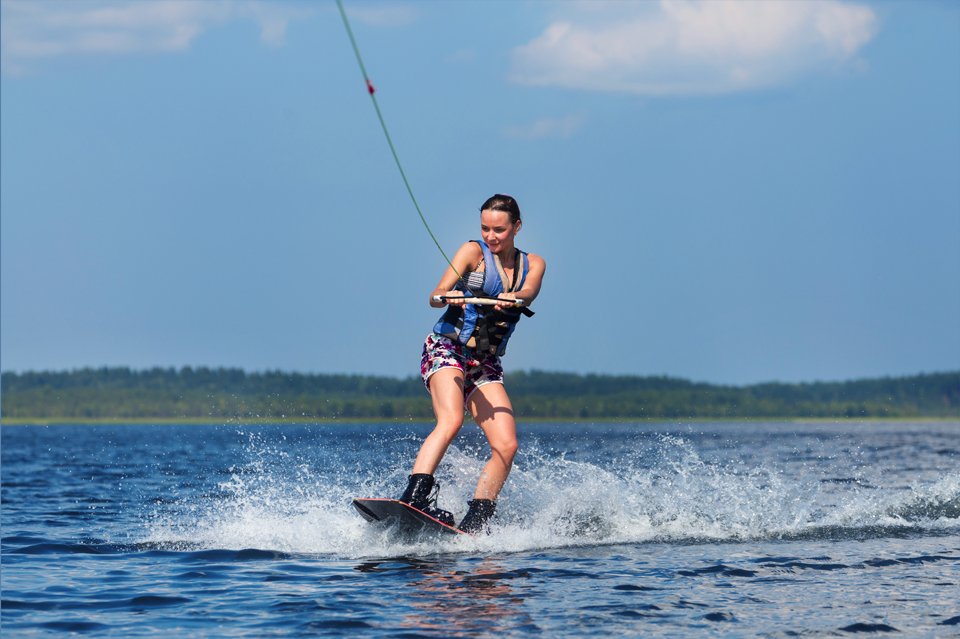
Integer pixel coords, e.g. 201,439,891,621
1,367,957,421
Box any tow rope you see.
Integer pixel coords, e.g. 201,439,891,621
334,0,462,280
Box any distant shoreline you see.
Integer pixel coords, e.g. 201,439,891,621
3,416,958,426
4,368,956,422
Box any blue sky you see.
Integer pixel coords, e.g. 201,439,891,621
1,0,958,384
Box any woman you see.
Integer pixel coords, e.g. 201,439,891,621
397,194,546,534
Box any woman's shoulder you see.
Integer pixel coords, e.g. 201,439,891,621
451,241,485,270
524,252,545,269
456,241,484,259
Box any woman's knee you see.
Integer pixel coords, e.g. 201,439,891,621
432,418,464,441
491,436,518,462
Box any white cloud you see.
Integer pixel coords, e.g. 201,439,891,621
509,0,879,95
1,0,312,75
502,114,587,140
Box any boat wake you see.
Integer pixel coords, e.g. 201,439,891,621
138,431,960,558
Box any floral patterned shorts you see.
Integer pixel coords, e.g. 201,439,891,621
421,333,504,408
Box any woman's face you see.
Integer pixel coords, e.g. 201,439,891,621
480,209,520,254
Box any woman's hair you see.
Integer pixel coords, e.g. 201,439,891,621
480,194,521,226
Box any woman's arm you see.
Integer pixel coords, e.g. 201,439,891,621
429,242,484,308
495,253,545,311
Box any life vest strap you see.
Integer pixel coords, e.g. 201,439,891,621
432,241,531,357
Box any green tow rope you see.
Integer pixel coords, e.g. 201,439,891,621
335,0,462,280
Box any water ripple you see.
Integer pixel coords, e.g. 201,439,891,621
3,421,958,637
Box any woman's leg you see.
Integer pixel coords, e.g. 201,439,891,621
411,367,466,475
466,382,519,500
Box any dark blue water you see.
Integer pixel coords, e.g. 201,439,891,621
2,421,958,636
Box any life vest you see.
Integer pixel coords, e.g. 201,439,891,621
433,240,534,357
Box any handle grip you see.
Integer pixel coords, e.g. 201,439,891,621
433,295,525,307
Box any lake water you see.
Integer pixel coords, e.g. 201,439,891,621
2,421,958,637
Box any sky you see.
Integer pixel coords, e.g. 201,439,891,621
1,0,958,385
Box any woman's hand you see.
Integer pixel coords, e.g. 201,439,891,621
493,292,516,312
444,291,467,306
430,289,468,308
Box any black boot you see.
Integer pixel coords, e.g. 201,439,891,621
398,474,454,527
457,499,496,534
399,474,434,509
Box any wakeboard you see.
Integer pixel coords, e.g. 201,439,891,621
352,498,469,537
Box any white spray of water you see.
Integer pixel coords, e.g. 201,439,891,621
140,433,960,558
